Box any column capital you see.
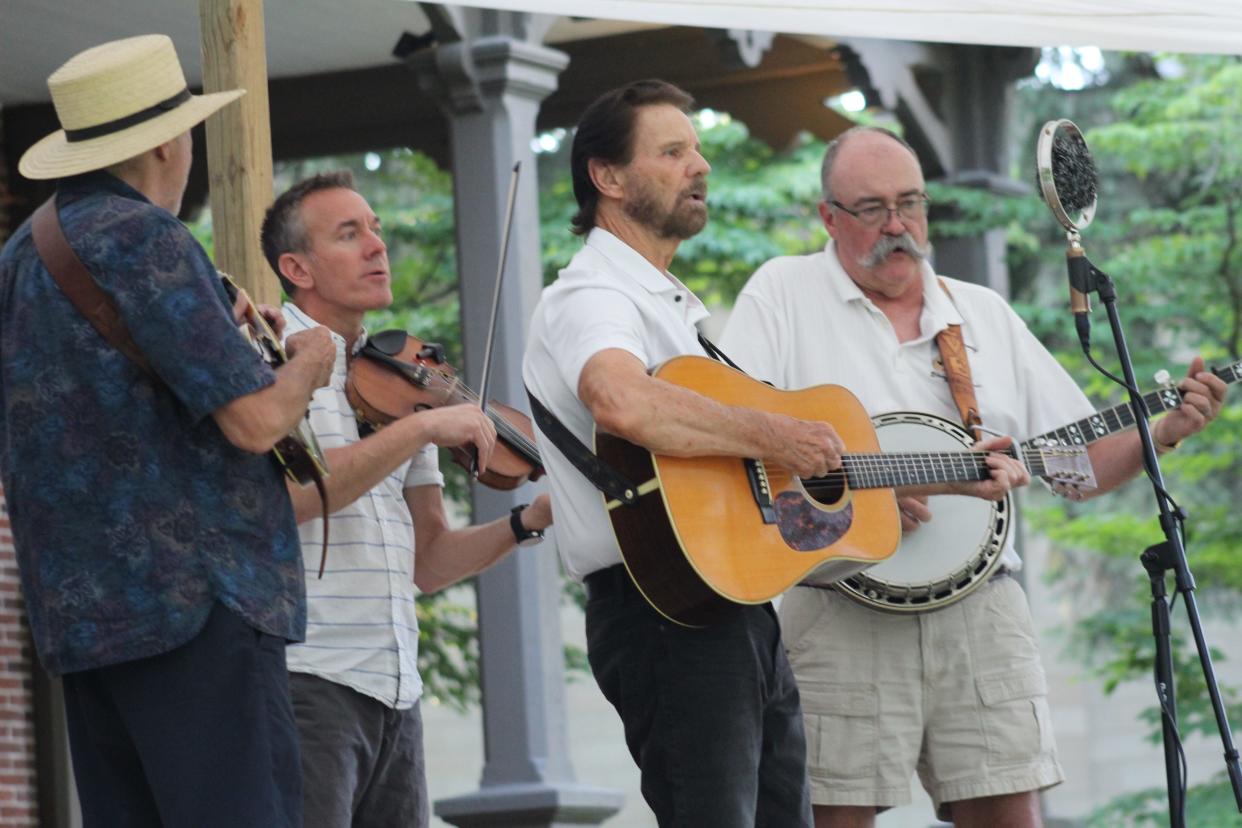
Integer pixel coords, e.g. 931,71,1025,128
412,6,567,114
413,35,567,115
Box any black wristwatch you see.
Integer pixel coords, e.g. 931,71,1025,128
509,503,545,547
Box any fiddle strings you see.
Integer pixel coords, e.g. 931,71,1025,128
432,365,542,461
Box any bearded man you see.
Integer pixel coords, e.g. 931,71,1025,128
522,86,1027,827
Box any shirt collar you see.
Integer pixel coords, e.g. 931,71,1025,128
585,227,709,320
281,301,368,357
57,170,151,209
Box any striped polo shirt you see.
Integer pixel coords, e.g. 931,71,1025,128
282,303,444,709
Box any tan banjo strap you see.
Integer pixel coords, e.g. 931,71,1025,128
933,279,983,441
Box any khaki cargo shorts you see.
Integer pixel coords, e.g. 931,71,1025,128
779,575,1064,818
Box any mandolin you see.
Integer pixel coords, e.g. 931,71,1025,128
595,356,1095,627
219,273,329,487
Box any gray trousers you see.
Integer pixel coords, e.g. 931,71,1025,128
290,672,428,828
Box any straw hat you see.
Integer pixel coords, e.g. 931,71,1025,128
18,34,245,180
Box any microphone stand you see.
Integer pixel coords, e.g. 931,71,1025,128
1069,243,1242,827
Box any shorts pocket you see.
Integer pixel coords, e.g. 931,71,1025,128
977,666,1053,766
798,681,878,781
778,587,832,657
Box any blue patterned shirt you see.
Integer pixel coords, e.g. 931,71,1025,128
0,171,305,675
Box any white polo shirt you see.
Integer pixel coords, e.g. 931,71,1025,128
523,228,709,581
282,302,444,709
718,241,1095,569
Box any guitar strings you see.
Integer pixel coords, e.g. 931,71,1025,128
799,450,1056,491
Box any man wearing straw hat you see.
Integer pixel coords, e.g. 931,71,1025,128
0,35,336,826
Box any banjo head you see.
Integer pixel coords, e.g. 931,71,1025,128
833,411,1010,613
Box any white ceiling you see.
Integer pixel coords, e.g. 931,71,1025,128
5,0,1239,110
435,0,1242,55
0,0,651,107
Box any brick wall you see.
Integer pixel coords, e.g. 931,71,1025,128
0,111,41,827
0,489,38,826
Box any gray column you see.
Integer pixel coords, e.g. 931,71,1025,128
412,8,622,826
842,40,1038,293
931,44,1039,293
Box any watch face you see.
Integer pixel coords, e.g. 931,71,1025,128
517,534,544,547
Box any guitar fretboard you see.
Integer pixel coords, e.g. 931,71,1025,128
1021,360,1241,451
804,449,1052,493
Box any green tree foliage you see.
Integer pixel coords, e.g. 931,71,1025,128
210,60,1242,799
1010,52,1242,823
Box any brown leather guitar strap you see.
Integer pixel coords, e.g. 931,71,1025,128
32,196,332,576
31,195,157,378
933,279,983,441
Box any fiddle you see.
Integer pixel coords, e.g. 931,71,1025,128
345,329,544,491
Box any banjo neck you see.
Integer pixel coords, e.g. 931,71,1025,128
1022,359,1242,451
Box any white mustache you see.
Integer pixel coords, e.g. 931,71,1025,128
859,233,931,268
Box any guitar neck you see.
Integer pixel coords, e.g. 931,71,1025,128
1020,360,1242,451
811,449,1045,492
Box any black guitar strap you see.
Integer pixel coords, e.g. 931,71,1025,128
696,332,743,371
525,388,640,507
525,331,741,509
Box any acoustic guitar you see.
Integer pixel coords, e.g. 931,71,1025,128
595,356,1094,627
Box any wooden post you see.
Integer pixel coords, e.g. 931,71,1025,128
198,0,278,304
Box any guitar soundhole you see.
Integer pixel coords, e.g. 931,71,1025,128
773,492,853,552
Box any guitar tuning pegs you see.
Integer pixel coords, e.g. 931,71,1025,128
1154,369,1173,387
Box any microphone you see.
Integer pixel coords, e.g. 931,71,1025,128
1048,127,1098,216
1036,120,1099,349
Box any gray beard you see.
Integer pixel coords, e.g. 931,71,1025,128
624,188,707,241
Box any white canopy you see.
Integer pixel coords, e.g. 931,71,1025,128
4,1,1238,107
427,0,1242,55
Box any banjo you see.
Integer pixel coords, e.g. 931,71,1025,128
833,360,1242,613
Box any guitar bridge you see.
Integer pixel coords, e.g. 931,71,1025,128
745,459,777,524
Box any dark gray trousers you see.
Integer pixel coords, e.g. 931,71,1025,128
585,566,813,827
290,672,428,828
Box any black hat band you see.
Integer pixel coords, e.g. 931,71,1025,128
64,88,193,143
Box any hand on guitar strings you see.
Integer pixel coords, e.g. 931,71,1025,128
1151,355,1228,449
894,435,1029,503
229,290,288,339
255,304,286,338
284,327,337,390
767,413,844,479
960,435,1030,501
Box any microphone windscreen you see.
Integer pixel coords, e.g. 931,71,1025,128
1051,129,1098,214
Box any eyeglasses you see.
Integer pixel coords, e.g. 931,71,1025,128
830,195,930,227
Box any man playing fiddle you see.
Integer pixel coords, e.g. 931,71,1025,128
259,170,553,828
